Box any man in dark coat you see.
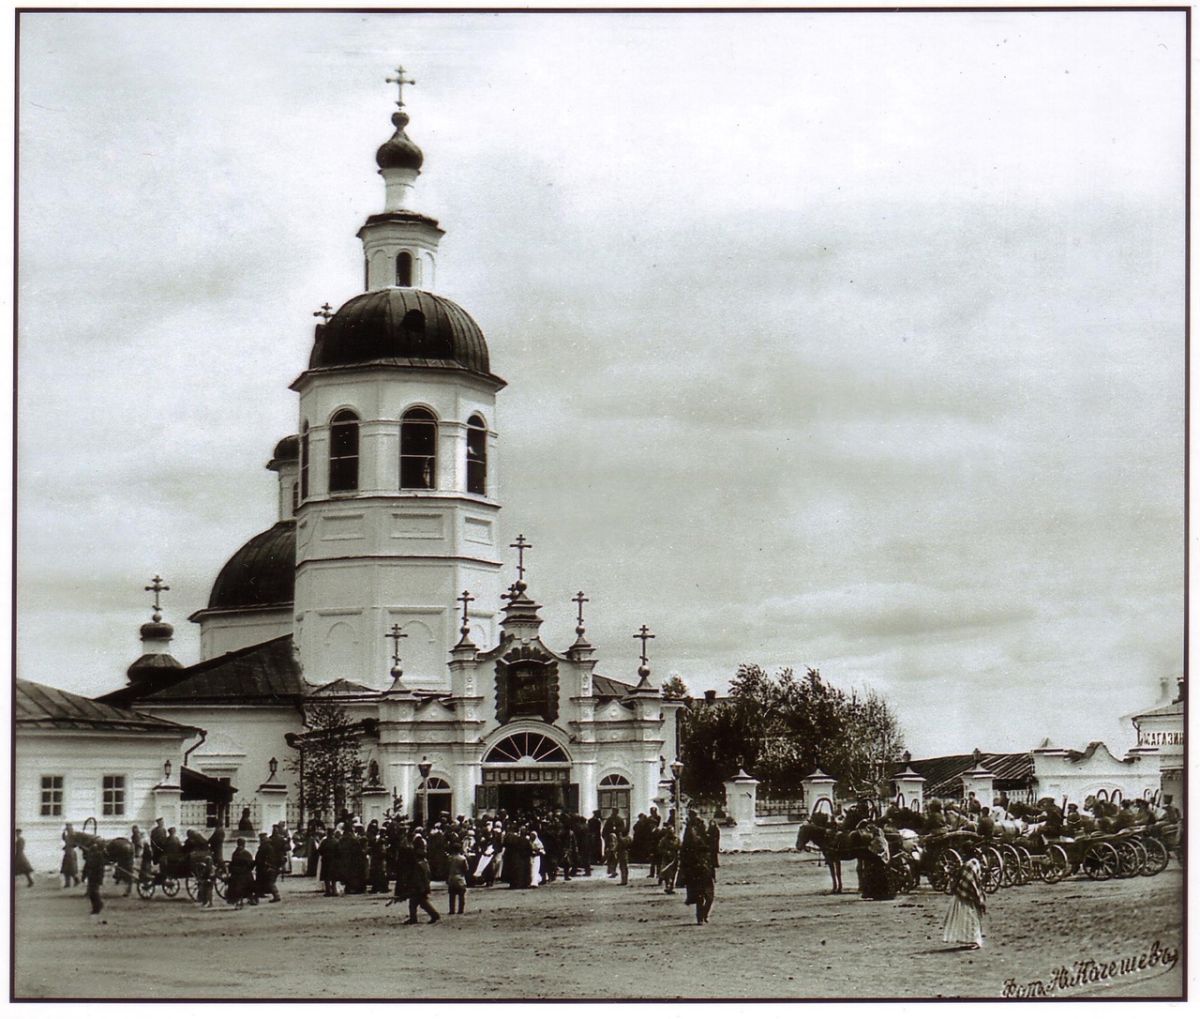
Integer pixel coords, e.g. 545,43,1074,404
185,830,215,907
208,823,226,868
402,855,440,925
149,818,168,864
679,817,715,924
707,819,721,872
255,833,281,902
588,810,604,866
82,840,106,920
427,825,449,882
317,829,337,896
269,824,289,877
227,837,257,908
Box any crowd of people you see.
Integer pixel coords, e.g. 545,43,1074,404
34,803,725,926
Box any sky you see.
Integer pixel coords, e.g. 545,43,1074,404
15,9,1186,757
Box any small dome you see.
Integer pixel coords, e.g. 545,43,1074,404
207,520,296,611
127,652,183,686
140,620,174,641
272,434,299,462
308,289,493,377
376,110,424,172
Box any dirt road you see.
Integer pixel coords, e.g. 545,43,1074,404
12,853,1183,1000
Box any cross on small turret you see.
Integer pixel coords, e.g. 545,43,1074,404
386,65,416,108
510,534,532,583
313,303,333,322
573,591,589,635
633,624,656,668
145,575,169,620
386,623,407,680
457,590,475,640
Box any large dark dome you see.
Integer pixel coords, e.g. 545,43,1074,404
308,289,493,377
206,520,296,611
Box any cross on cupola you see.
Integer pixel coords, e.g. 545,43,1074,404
386,623,407,684
456,590,475,645
510,534,532,590
145,575,170,622
573,591,589,638
312,303,333,322
386,65,416,109
633,624,655,685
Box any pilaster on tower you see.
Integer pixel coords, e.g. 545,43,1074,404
359,65,445,292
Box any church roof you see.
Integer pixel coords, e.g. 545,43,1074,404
16,679,200,735
102,635,308,707
196,520,296,616
305,289,500,383
592,673,637,699
308,678,379,699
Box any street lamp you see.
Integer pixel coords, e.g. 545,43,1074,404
163,759,172,783
418,756,433,827
671,759,684,835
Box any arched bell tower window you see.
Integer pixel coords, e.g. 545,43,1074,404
396,251,413,287
299,421,310,501
401,408,437,490
328,410,360,493
466,414,487,496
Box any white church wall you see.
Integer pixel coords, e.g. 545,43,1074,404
16,730,189,871
198,608,293,660
140,704,304,807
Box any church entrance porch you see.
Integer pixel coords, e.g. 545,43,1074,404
475,765,578,817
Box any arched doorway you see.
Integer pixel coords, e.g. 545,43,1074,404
597,774,632,823
415,776,452,825
477,731,576,816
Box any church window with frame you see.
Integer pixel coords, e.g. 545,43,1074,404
466,414,487,495
328,410,360,493
401,408,438,489
598,774,632,821
299,421,310,501
396,251,414,287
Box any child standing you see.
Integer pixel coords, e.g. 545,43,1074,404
943,856,986,949
446,844,468,915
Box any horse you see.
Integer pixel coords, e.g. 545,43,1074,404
795,821,873,894
71,832,136,896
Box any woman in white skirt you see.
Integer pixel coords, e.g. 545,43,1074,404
943,856,986,949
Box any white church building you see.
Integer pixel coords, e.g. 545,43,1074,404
90,73,681,834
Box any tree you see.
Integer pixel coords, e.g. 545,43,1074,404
661,673,690,700
676,663,906,800
294,702,365,826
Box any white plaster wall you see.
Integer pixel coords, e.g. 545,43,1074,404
130,704,305,805
1032,749,1162,805
15,730,190,870
198,610,294,660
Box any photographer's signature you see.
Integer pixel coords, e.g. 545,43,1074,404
1001,940,1179,998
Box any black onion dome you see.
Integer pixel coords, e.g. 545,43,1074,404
309,289,492,376
376,110,424,172
140,620,174,641
207,520,296,611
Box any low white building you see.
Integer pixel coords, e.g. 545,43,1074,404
15,680,202,871
1128,677,1184,806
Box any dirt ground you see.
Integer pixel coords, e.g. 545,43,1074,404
11,853,1184,1000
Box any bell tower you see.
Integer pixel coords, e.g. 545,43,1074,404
291,69,504,691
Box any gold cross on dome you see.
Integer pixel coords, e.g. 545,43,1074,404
386,623,408,672
313,303,333,321
386,65,416,108
573,591,589,630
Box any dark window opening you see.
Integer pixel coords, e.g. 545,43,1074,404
396,251,413,287
291,482,300,515
467,414,487,495
300,422,310,500
401,408,437,489
329,410,360,493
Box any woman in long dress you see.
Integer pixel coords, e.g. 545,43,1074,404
943,857,986,949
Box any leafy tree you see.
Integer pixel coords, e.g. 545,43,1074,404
661,673,690,700
676,663,905,799
294,702,365,825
